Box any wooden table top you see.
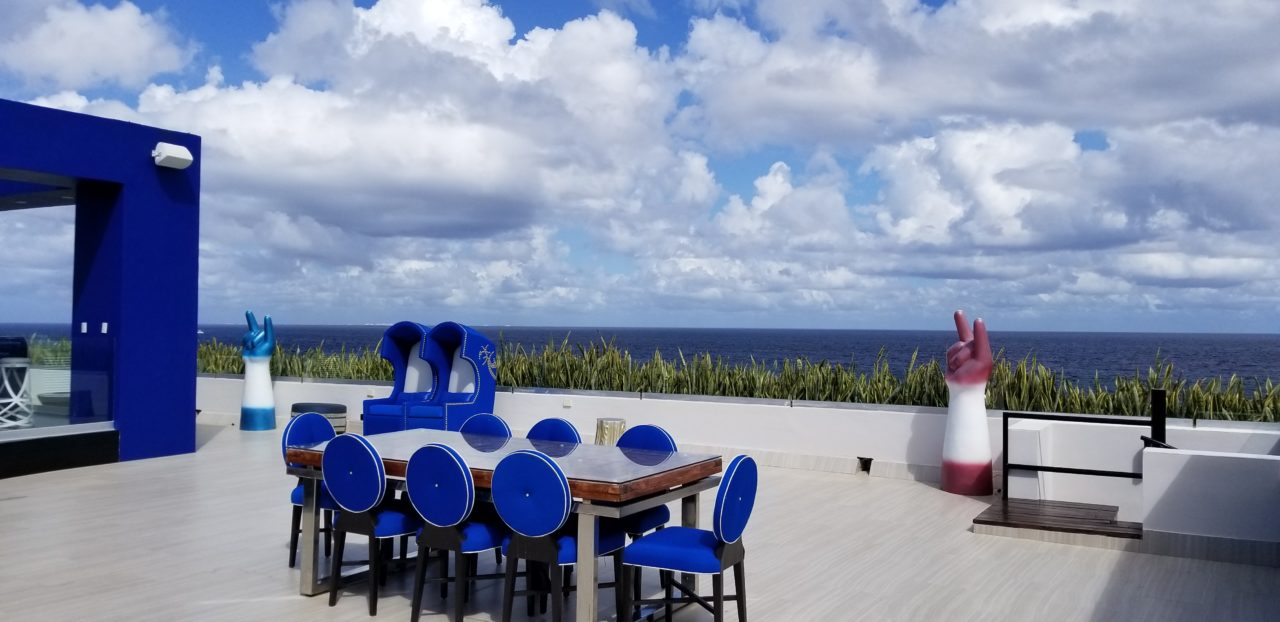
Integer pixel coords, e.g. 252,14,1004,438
286,428,722,504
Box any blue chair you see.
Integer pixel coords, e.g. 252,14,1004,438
362,321,498,434
611,424,679,601
526,417,582,443
615,425,678,535
493,450,626,622
406,443,510,622
620,455,757,622
283,413,339,568
362,321,433,434
323,434,424,616
459,412,512,438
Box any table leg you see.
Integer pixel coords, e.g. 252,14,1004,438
575,513,599,622
299,478,326,596
681,494,700,593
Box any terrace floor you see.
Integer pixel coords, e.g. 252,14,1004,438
1,420,1278,621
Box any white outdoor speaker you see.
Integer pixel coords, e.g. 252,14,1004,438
152,142,194,170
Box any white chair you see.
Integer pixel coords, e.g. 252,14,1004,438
0,357,33,428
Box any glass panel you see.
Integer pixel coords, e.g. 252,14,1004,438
294,429,717,485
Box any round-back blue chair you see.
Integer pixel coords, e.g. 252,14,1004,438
615,424,678,533
323,433,424,616
620,454,758,622
613,424,679,597
406,443,509,622
459,412,512,438
526,417,581,443
283,412,338,567
492,450,625,622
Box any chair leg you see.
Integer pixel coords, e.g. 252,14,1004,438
713,572,724,622
440,549,450,599
662,570,673,621
526,561,538,616
501,555,517,622
613,553,625,621
380,539,392,586
734,561,747,622
329,530,346,607
549,563,564,622
454,551,468,621
465,552,478,603
411,542,429,622
369,537,380,616
400,534,410,571
620,565,634,622
324,510,333,557
289,505,302,568
495,548,503,566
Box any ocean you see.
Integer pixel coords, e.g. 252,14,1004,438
2,323,1278,385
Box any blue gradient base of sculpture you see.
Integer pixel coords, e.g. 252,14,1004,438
240,406,277,431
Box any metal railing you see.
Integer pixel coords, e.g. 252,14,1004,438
1001,389,1166,500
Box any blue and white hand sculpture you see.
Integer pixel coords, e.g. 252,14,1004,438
240,310,277,431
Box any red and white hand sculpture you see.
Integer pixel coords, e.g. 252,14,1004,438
942,310,994,496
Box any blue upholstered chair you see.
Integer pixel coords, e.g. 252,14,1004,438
493,450,626,622
620,455,757,622
406,443,510,622
526,417,582,443
362,321,433,434
615,425,678,535
362,321,498,434
611,424,679,601
459,412,512,438
283,412,339,568
323,434,424,616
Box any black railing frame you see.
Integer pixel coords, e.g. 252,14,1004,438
1001,389,1167,500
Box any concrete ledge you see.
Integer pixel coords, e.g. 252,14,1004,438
1143,530,1280,567
974,523,1144,552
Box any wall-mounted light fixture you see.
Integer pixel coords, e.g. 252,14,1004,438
152,142,194,170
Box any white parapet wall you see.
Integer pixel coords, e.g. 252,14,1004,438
195,375,999,481
196,375,1280,539
1141,447,1280,566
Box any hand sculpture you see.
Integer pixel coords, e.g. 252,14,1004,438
239,310,277,431
942,310,994,495
946,310,992,385
242,311,275,359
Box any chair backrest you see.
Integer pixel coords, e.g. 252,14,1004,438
447,347,476,393
406,443,475,528
527,417,581,443
491,450,571,538
378,321,433,397
712,455,758,544
404,339,436,393
459,413,512,438
322,434,387,514
282,412,336,467
616,424,677,452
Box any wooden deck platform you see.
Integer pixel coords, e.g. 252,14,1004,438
973,498,1143,539
1,419,1278,620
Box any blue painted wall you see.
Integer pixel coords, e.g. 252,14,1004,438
0,99,201,460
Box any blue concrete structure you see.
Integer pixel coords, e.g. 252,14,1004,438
0,99,201,461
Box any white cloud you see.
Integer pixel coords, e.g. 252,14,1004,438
0,1,191,89
679,0,1280,148
6,0,1280,331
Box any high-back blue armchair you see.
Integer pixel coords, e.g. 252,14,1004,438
362,321,497,434
362,321,434,434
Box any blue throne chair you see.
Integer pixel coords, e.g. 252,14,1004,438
362,321,498,435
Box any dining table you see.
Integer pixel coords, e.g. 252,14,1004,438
284,427,723,622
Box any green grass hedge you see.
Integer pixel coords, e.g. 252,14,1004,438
28,336,1280,422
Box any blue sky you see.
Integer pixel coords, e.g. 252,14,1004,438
3,1,1280,333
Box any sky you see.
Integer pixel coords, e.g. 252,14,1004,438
2,0,1280,332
